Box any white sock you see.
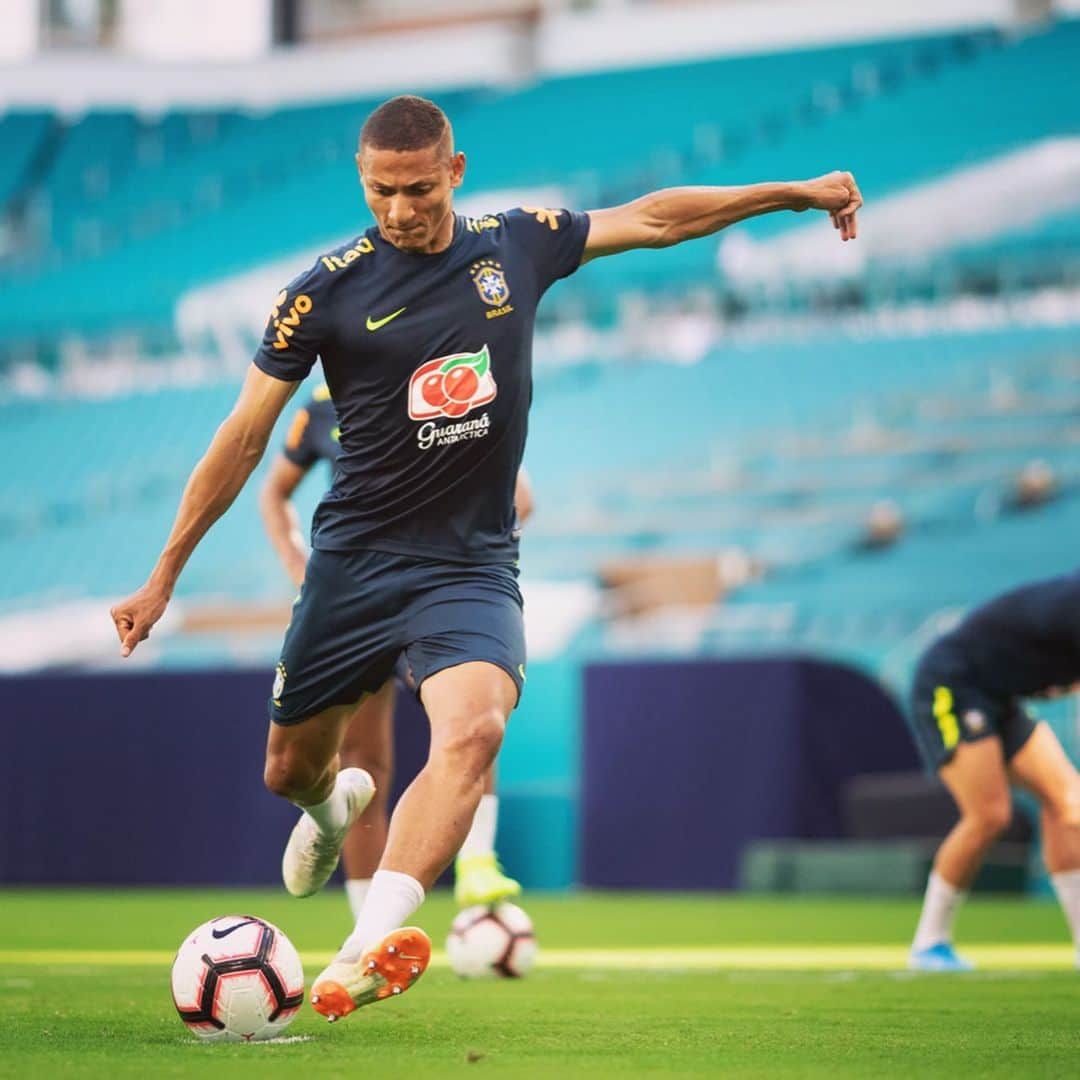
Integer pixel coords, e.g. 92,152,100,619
344,878,372,921
298,776,350,834
337,869,425,962
912,870,967,951
458,794,498,859
1050,869,1080,952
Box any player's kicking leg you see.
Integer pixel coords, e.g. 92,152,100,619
310,660,517,1021
454,764,522,908
909,737,1011,971
1008,722,1080,969
332,675,520,914
264,701,378,898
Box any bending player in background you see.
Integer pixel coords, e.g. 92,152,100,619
258,382,531,916
111,94,861,1023
908,570,1080,971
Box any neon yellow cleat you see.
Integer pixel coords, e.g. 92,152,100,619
454,853,522,908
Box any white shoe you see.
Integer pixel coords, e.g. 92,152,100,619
282,768,375,898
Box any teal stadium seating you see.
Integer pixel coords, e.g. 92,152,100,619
10,24,1079,341
0,111,53,211
1,19,1078,679
2,324,1077,666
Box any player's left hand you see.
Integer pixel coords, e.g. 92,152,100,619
799,171,862,241
110,581,171,658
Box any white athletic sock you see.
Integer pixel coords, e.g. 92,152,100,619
1050,870,1080,955
337,869,425,962
298,776,350,834
912,870,967,951
344,878,372,921
458,794,499,859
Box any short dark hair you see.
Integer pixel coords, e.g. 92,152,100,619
360,95,451,153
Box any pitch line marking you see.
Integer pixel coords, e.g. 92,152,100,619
0,945,1073,970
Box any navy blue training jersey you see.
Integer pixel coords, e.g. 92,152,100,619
933,571,1080,698
255,207,589,563
282,384,341,470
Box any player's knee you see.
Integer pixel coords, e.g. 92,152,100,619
967,798,1012,841
1047,774,1080,829
438,707,505,770
263,749,325,802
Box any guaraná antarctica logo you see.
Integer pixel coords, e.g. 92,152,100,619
408,344,497,421
408,344,498,451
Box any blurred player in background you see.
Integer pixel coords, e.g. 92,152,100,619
111,93,861,1021
908,570,1080,971
258,381,532,916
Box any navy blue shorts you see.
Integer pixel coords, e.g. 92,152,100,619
270,548,525,725
909,645,1036,773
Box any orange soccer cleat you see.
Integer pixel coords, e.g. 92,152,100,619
310,927,431,1022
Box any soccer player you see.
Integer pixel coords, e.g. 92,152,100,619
258,382,531,915
110,94,861,1021
908,570,1080,971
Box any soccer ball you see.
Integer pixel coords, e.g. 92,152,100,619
446,902,537,978
170,915,304,1042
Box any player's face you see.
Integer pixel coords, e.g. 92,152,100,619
357,142,465,254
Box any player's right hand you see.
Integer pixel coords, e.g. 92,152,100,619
110,582,171,657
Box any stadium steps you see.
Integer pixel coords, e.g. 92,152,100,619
1,328,1075,623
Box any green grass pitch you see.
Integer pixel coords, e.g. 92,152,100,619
0,889,1077,1077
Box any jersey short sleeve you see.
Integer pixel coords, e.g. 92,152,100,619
253,260,329,382
501,206,591,294
281,403,319,469
281,387,336,469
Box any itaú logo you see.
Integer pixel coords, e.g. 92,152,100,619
407,344,497,421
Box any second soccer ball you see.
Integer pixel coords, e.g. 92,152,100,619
446,902,537,978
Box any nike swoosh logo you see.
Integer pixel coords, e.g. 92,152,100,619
366,307,406,331
211,918,260,939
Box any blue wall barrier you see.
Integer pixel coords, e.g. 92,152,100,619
1,656,916,890
0,663,575,889
579,657,919,889
0,668,424,886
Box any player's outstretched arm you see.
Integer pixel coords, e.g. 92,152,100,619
110,366,299,657
581,171,862,263
259,455,311,588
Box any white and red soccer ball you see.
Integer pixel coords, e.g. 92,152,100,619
446,902,537,978
171,915,304,1042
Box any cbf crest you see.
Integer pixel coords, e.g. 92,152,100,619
469,260,514,320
